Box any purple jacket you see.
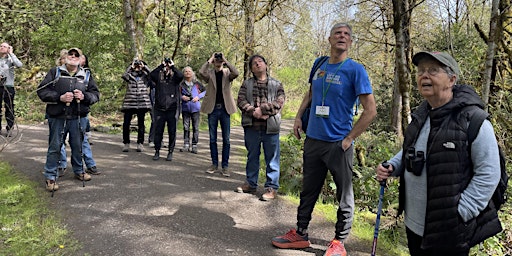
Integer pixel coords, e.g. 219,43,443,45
180,80,206,113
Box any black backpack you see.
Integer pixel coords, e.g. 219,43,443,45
468,109,509,210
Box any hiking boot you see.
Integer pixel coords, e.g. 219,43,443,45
136,143,144,152
57,167,67,177
205,165,217,174
153,150,160,160
220,167,230,177
235,183,256,194
166,152,173,161
261,187,277,201
271,229,311,249
75,172,92,181
323,239,347,256
86,166,101,175
46,180,59,192
180,144,189,152
122,143,130,152
191,145,197,154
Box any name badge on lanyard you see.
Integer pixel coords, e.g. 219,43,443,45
315,105,330,117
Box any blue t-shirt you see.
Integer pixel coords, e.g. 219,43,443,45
306,58,372,142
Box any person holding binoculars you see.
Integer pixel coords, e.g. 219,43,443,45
179,66,205,154
120,59,152,153
198,52,239,177
149,57,183,161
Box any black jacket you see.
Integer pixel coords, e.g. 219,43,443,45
37,65,100,118
149,64,183,111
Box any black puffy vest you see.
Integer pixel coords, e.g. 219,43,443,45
398,85,502,250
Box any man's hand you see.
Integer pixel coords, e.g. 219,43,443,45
73,89,84,101
293,118,304,139
61,92,74,104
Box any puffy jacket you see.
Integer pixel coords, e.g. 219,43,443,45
121,66,152,111
37,65,99,119
180,80,205,113
149,64,183,111
398,84,502,250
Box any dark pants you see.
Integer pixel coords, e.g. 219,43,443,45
153,108,178,151
123,109,148,144
406,227,470,256
297,137,354,240
0,86,15,131
182,111,200,146
207,106,231,168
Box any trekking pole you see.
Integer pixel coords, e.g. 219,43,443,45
76,95,85,188
52,119,67,197
371,161,390,256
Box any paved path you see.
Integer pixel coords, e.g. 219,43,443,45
0,120,371,256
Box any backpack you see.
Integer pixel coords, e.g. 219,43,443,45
301,56,329,131
468,109,509,210
54,67,91,87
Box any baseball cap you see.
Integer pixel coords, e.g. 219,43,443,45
68,47,83,56
412,51,460,77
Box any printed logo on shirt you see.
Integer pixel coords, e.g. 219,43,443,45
325,73,342,85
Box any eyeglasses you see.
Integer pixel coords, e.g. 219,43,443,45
416,66,448,76
68,52,80,58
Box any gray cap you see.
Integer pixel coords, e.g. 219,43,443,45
412,51,460,77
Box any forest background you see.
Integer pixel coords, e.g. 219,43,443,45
0,0,511,255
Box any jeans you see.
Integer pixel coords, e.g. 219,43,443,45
153,108,178,151
44,117,88,180
243,128,280,189
297,138,354,240
0,86,15,131
208,106,231,168
123,109,148,144
182,111,200,146
60,132,96,169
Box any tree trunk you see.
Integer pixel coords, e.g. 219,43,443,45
122,0,137,59
481,0,500,108
392,0,414,137
243,0,256,79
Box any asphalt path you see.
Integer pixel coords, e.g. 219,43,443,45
0,120,371,256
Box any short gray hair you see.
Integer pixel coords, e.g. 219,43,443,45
330,23,352,36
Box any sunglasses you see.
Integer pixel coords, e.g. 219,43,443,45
68,52,80,58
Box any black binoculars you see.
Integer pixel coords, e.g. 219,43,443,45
405,147,425,176
214,53,222,60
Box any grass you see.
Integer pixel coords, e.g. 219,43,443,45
0,162,80,256
282,195,409,255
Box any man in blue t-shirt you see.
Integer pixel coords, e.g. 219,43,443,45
272,23,377,256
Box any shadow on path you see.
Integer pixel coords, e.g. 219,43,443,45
0,120,372,256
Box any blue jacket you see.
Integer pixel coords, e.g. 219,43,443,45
180,80,205,113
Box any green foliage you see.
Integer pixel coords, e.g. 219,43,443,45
0,162,79,255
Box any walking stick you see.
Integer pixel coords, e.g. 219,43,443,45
76,96,85,188
371,161,390,256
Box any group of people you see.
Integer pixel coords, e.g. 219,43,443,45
270,22,503,256
28,20,503,256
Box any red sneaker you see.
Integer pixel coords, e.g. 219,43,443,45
271,228,311,249
323,239,347,256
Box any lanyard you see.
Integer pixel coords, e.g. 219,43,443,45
321,58,348,105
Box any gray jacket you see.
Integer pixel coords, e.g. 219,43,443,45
0,53,23,87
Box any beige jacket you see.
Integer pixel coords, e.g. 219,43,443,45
198,61,239,115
